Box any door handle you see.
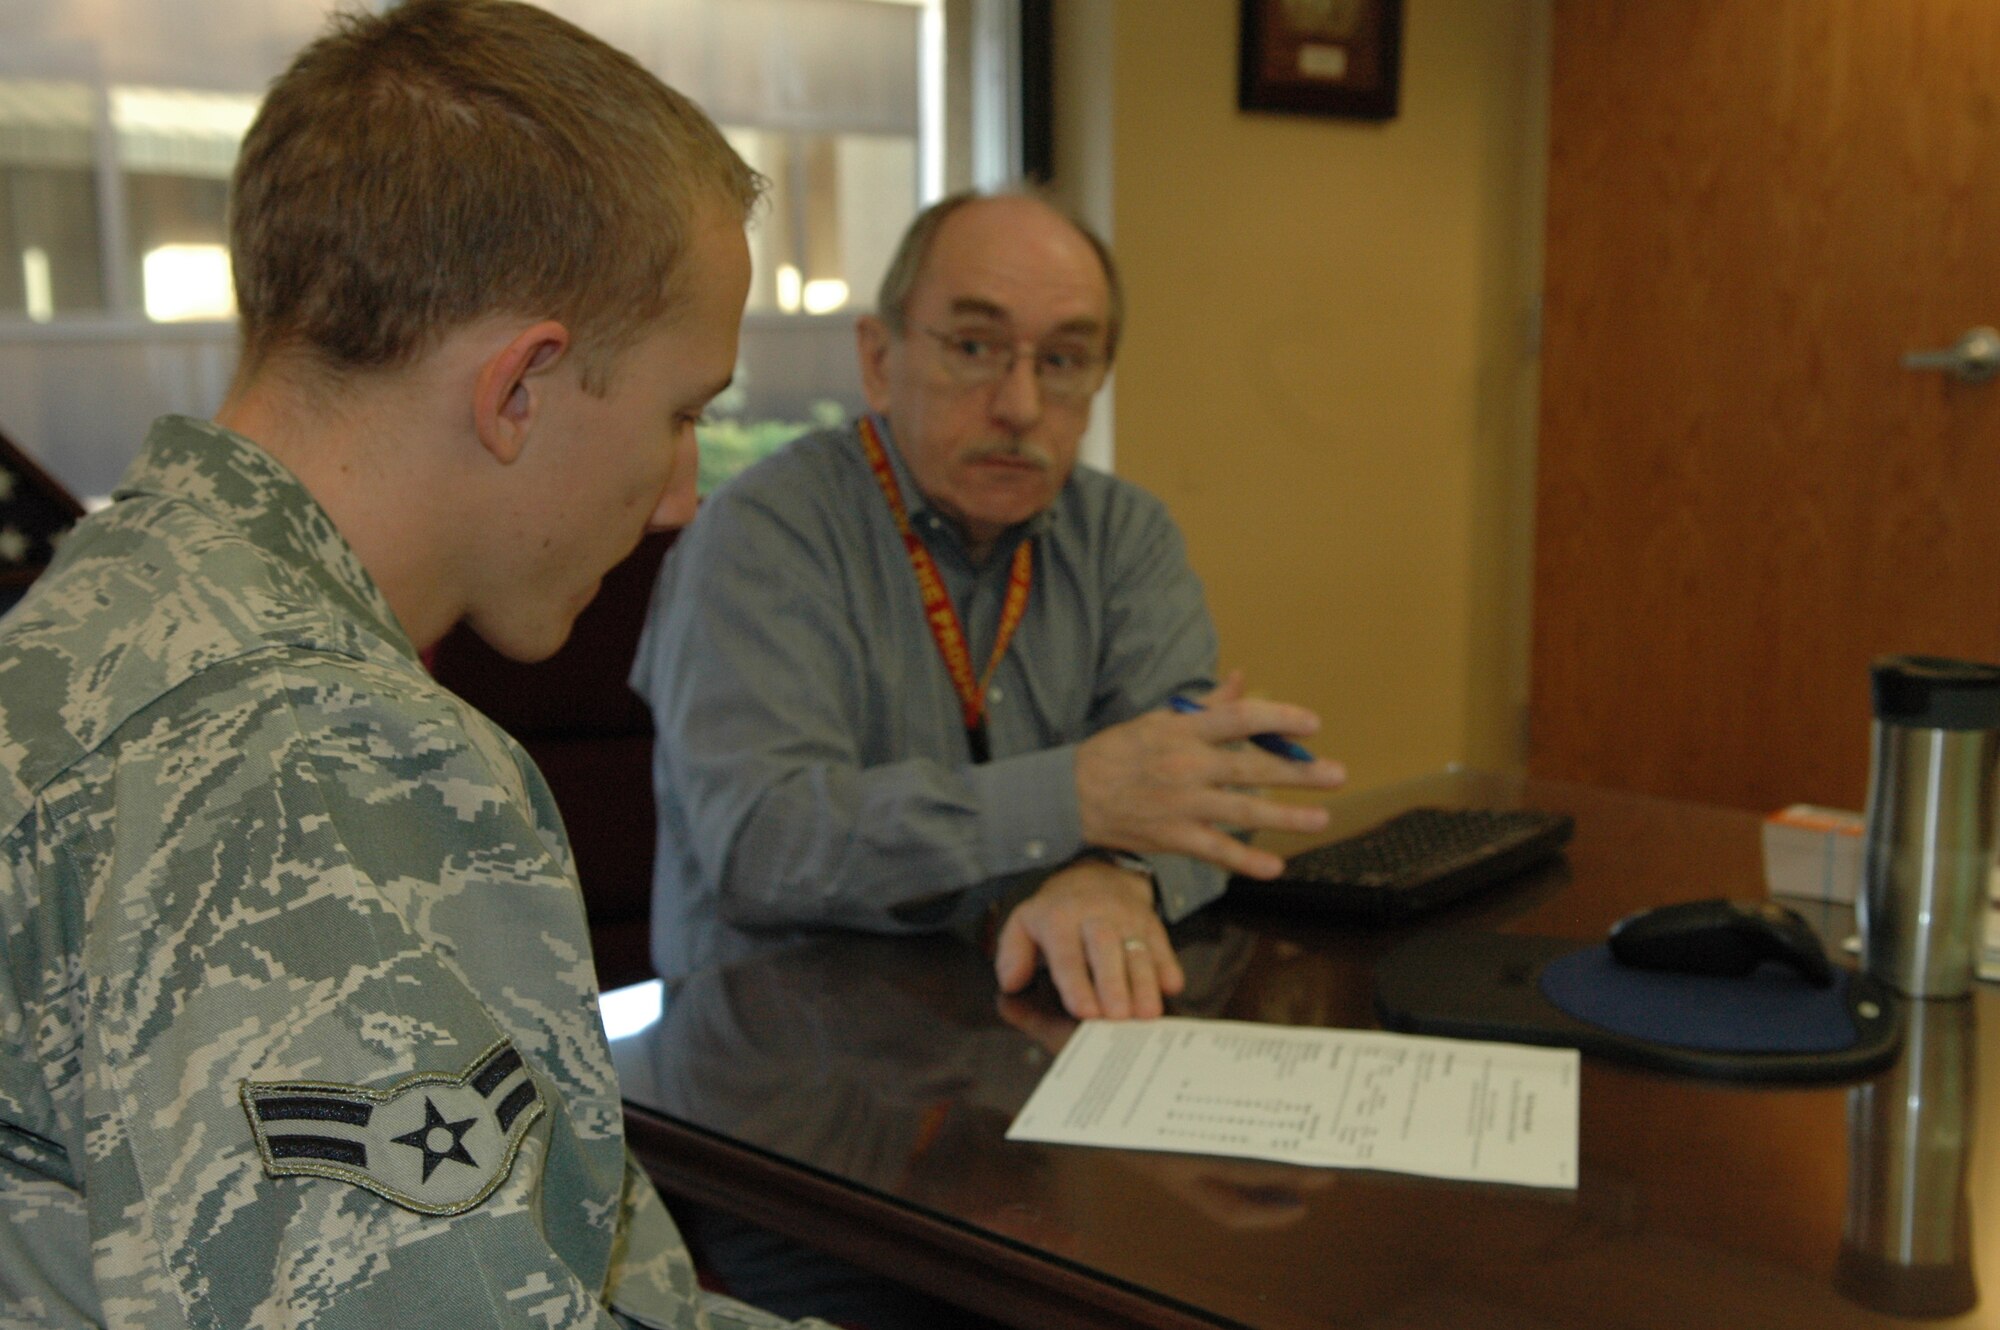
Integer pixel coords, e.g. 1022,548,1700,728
1903,326,2000,384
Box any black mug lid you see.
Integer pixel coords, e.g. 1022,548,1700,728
1871,655,2000,730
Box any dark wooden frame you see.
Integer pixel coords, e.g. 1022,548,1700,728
1019,0,1055,181
1237,0,1403,121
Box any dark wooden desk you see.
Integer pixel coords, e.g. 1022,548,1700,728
611,771,1998,1328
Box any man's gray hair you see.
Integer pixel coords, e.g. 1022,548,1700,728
874,189,1124,362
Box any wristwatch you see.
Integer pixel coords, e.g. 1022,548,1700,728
1080,847,1157,887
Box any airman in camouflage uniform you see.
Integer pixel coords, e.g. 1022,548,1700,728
0,3,834,1326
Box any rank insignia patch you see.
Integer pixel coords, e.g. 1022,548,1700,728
240,1040,544,1215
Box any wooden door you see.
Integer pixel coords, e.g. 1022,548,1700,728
1531,1,2000,813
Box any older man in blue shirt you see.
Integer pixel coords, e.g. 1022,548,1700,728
634,191,1346,1022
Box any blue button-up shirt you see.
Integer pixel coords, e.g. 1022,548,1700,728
633,417,1225,984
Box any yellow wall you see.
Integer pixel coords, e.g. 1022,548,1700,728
1057,0,1549,793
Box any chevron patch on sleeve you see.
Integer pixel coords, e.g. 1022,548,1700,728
240,1040,545,1215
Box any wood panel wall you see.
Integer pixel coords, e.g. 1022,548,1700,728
1531,1,2000,812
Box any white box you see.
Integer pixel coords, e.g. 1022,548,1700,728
1761,804,1864,905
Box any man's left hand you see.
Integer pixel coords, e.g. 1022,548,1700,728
993,859,1184,1019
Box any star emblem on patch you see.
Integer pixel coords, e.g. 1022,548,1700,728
240,1040,544,1215
392,1096,480,1183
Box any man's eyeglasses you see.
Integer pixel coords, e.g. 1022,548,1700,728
917,325,1109,402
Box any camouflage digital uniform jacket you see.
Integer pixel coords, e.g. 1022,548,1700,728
0,416,832,1330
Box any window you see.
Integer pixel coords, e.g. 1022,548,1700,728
0,79,103,322
114,87,255,323
0,0,962,500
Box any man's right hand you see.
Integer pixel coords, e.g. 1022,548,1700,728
1074,673,1346,879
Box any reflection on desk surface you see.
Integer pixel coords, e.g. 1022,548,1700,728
613,926,1261,1219
610,772,2000,1330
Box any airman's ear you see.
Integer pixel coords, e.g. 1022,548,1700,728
855,314,897,417
473,321,571,464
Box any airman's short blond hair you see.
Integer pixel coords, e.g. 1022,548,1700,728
230,0,762,391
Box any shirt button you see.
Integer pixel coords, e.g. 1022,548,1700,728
1025,839,1046,860
988,686,1004,703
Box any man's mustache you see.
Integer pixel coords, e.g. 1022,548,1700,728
964,439,1054,470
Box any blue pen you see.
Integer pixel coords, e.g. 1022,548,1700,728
1168,695,1317,763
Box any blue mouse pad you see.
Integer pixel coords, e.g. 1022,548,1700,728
1374,931,1902,1084
1539,945,1858,1053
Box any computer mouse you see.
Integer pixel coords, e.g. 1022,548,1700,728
1607,897,1835,986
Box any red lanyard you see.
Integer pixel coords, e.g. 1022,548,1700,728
858,416,1033,764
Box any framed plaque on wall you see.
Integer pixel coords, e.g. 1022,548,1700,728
1238,0,1404,121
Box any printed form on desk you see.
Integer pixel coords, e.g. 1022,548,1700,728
1007,1018,1579,1190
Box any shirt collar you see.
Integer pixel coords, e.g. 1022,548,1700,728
114,415,417,662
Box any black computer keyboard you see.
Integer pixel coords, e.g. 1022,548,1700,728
1228,806,1576,921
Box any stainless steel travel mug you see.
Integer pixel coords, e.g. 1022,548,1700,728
1858,656,2000,999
